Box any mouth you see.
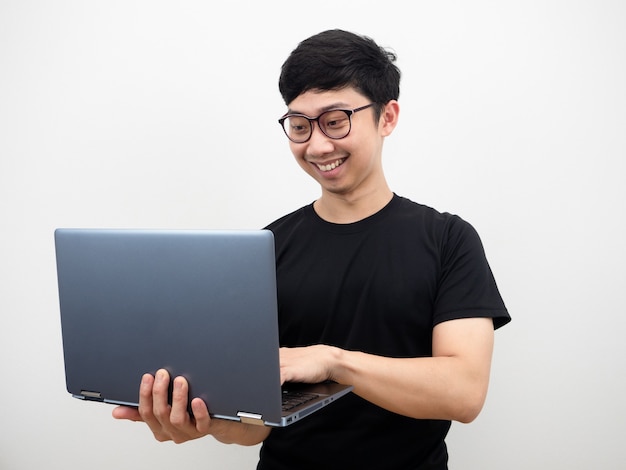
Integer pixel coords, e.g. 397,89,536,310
314,158,345,172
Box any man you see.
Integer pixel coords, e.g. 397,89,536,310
113,29,510,469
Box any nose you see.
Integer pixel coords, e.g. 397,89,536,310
305,122,335,154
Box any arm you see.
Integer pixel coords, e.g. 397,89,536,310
279,317,494,423
112,369,270,445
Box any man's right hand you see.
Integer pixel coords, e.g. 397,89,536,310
112,369,270,446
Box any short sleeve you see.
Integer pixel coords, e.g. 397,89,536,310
433,216,510,329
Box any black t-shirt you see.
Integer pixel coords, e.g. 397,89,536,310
258,194,510,470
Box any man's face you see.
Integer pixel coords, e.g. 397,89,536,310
284,88,389,200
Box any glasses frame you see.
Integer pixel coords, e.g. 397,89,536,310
278,103,375,143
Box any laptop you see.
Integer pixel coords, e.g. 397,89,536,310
54,228,353,427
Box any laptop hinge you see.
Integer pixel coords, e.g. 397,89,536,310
79,390,103,401
237,411,264,426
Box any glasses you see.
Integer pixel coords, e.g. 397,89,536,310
278,103,375,143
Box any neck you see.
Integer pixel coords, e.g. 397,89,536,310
313,186,394,224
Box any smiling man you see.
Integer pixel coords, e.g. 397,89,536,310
113,29,511,470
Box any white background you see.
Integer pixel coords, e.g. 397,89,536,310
1,1,624,468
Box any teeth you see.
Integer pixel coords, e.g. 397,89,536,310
316,158,344,172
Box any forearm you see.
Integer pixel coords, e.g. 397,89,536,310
210,420,271,446
329,318,495,423
331,350,490,423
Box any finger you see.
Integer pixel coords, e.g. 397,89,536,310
152,369,172,422
169,376,191,428
112,405,142,422
190,397,211,434
137,373,157,423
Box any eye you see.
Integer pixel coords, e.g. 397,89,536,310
322,110,350,130
287,116,310,135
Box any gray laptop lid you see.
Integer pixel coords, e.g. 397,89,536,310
55,228,352,427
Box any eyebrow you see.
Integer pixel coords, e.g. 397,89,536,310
286,102,352,116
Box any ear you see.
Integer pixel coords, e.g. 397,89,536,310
379,100,400,137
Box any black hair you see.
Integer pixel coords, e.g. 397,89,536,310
279,29,401,113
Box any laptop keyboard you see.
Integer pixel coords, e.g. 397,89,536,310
281,390,318,411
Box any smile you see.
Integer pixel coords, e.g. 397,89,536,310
315,158,345,172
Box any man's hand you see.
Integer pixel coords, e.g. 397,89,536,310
112,369,270,445
279,344,340,384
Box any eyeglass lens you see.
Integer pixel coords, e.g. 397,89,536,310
282,109,352,143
